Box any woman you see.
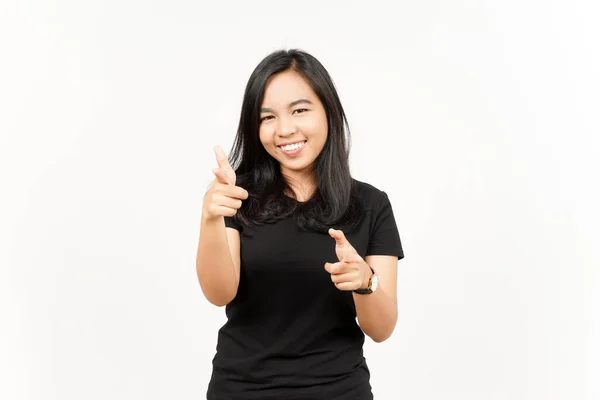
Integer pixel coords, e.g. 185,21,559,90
197,49,404,400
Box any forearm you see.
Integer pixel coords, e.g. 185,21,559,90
353,287,398,342
196,216,239,306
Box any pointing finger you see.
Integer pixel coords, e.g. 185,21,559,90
324,261,345,275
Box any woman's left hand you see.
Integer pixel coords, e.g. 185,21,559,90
324,228,371,291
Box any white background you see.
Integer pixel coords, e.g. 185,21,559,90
1,1,598,399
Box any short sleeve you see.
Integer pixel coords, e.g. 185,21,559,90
366,191,404,259
224,215,243,232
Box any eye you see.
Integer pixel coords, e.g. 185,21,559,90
260,115,274,122
293,108,309,115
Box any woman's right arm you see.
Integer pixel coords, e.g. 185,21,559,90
196,146,248,307
196,216,241,306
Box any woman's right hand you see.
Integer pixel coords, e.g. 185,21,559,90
202,146,249,221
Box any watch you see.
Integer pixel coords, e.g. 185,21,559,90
353,265,378,294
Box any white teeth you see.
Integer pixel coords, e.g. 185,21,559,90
280,141,306,151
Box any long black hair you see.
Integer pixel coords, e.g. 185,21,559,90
228,49,364,233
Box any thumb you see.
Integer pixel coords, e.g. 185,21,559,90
213,146,231,169
328,228,349,247
213,145,235,186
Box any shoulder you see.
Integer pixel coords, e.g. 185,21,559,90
351,178,388,209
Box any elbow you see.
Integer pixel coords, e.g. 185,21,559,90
203,290,235,307
207,298,231,307
370,331,393,343
198,279,236,307
366,319,397,343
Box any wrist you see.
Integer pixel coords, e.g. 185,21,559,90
354,263,378,295
201,213,223,226
360,263,374,289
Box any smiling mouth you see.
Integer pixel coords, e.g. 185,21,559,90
278,140,307,152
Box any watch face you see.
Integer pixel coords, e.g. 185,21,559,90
371,274,379,292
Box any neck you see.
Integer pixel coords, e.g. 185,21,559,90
281,173,317,202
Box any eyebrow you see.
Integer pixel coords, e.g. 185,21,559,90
260,99,313,113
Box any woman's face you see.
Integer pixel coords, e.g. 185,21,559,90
259,69,328,185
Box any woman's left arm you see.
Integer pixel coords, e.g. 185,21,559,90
353,255,399,343
325,228,401,343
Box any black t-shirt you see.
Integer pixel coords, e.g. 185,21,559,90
206,179,404,400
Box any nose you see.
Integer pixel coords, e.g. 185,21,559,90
276,115,297,137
